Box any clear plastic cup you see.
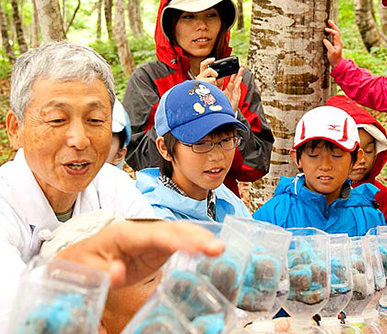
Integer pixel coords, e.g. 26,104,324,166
122,270,237,334
320,234,353,319
285,228,331,334
7,256,110,334
222,216,292,324
343,236,375,317
164,220,253,306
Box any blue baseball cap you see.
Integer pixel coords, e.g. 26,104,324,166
112,99,131,147
155,80,247,143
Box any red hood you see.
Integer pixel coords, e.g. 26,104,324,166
155,0,232,73
326,95,387,185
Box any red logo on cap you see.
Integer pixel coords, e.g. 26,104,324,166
338,118,348,142
300,121,305,140
328,124,341,132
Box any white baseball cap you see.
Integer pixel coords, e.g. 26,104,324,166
112,99,131,147
293,106,360,152
161,0,237,41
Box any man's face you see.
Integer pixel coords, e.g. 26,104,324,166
15,79,112,206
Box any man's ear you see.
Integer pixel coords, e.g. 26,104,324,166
353,148,365,168
6,110,23,149
111,147,127,166
289,149,302,170
156,136,172,161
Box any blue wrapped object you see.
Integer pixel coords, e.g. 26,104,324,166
243,251,282,292
196,254,242,303
133,306,182,334
17,293,90,334
191,313,224,334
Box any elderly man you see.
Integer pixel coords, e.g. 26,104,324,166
0,41,226,331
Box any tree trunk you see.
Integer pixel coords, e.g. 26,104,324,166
104,0,113,39
11,0,28,53
35,0,66,42
248,0,336,211
354,0,387,51
114,0,136,76
128,0,143,37
62,0,66,31
96,0,102,39
237,0,244,31
31,0,40,47
379,1,387,35
0,0,14,59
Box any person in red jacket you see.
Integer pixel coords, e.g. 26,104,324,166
123,0,274,196
326,95,387,223
324,19,387,112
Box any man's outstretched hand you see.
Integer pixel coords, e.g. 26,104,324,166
56,221,225,289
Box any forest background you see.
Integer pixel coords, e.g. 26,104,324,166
0,0,386,207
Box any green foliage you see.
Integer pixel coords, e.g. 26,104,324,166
0,55,12,80
129,34,157,65
230,29,250,64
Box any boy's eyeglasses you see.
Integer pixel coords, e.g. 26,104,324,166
179,136,242,153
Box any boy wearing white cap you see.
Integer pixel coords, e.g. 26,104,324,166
136,80,252,222
253,106,384,237
107,99,131,169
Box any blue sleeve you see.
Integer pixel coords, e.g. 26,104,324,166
252,198,281,226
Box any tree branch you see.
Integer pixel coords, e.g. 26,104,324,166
65,0,80,34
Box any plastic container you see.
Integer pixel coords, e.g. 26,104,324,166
284,228,331,334
122,270,237,334
7,256,110,334
223,216,292,324
368,227,387,312
164,220,254,306
320,234,353,319
343,236,375,317
362,235,386,324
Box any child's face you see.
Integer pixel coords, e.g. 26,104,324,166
348,129,376,182
171,132,236,200
107,134,127,167
292,141,354,204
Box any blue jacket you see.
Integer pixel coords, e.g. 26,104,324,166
253,174,384,237
136,168,252,222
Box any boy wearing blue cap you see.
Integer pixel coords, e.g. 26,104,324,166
136,80,252,222
107,99,132,169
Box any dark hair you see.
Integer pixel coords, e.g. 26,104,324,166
169,6,228,60
160,132,178,178
114,130,127,149
159,124,237,178
296,139,359,166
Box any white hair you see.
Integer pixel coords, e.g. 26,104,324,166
10,41,115,122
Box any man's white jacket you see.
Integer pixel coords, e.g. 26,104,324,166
0,149,155,330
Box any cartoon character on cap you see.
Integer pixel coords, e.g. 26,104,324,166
122,0,274,197
189,82,223,113
253,105,384,237
135,80,252,222
107,99,131,169
326,95,387,223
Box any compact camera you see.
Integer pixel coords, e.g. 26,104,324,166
208,56,240,79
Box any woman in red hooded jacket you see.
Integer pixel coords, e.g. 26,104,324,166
326,95,387,223
122,0,274,196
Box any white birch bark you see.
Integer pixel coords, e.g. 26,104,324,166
248,0,337,211
35,0,65,42
114,0,136,76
